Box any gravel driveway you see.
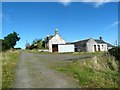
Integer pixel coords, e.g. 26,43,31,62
13,52,92,88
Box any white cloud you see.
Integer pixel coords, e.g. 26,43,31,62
2,13,11,24
104,21,119,30
74,40,79,42
94,0,113,8
111,21,120,26
58,0,119,7
59,0,72,6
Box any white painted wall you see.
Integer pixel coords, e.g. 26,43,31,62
98,44,108,51
48,34,66,52
58,44,75,53
108,47,112,50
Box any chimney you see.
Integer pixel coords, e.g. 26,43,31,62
55,28,58,34
99,37,102,40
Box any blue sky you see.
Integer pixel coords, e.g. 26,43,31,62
2,2,118,48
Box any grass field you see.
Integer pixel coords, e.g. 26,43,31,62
55,52,119,88
2,50,20,89
0,52,2,89
1,50,119,88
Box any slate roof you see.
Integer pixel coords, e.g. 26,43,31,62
105,42,113,47
95,39,113,47
67,39,90,48
94,39,106,43
67,38,113,48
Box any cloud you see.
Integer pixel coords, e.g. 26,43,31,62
104,21,119,30
59,0,72,6
2,13,11,24
74,40,79,42
111,21,120,26
93,0,113,8
58,0,119,7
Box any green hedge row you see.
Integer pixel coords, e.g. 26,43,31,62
108,46,120,61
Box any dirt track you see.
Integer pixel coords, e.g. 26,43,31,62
13,52,92,88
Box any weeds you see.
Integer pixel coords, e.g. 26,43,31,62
2,50,20,89
55,52,119,88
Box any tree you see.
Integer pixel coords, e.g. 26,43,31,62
2,31,20,51
26,39,44,50
25,42,30,49
43,35,53,48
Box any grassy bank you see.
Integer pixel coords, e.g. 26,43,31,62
55,53,119,88
2,50,20,89
0,52,2,89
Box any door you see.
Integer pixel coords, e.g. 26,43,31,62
98,45,100,51
52,44,58,52
94,45,96,52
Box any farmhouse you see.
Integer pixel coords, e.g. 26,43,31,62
47,29,75,53
46,29,113,52
68,37,113,52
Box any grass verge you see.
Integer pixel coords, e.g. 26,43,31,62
2,50,20,89
55,53,119,88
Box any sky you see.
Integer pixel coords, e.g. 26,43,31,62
2,2,119,49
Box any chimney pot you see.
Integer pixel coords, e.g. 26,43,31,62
99,37,102,40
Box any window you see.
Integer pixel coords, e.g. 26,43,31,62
102,45,104,49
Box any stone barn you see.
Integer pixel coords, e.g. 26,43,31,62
68,37,113,52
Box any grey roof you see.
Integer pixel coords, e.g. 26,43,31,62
105,42,113,47
95,39,113,47
67,38,113,48
48,35,54,40
67,39,90,48
94,39,106,43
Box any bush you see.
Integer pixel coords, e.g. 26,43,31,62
108,46,120,61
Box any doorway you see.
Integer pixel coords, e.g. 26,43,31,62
98,45,100,51
94,45,96,52
52,44,58,52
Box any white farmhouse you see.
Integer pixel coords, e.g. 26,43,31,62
45,29,113,53
48,29,75,53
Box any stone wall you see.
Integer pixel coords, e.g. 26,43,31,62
86,39,97,52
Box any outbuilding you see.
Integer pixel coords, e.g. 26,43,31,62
52,44,75,53
48,29,75,53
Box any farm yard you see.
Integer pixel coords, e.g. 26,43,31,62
2,1,119,89
1,50,119,88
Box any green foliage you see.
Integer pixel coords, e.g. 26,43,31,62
0,39,2,51
43,35,53,48
2,51,20,88
55,53,119,88
26,39,46,50
108,46,120,61
26,35,54,50
2,32,20,51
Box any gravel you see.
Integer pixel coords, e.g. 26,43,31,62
13,52,92,88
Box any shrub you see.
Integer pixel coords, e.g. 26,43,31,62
108,46,120,62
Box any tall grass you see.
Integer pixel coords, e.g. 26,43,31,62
2,50,20,89
0,52,2,89
56,53,119,88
